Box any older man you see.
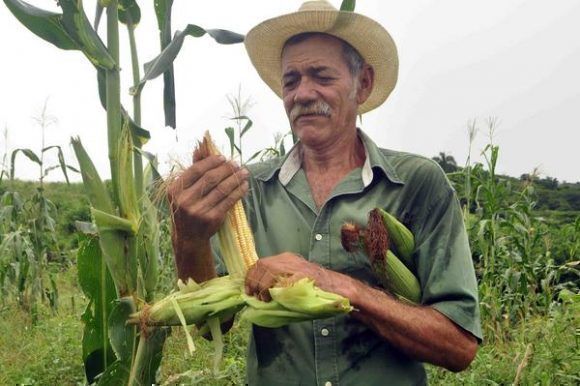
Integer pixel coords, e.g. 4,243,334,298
169,1,481,385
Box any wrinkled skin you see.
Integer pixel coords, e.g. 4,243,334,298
167,155,249,283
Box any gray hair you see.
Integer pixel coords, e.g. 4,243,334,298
283,32,365,78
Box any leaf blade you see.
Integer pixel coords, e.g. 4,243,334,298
3,0,78,50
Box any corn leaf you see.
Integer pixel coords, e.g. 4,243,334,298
118,0,140,26
126,328,170,386
116,120,140,224
132,25,244,96
77,235,116,385
207,317,224,374
91,208,137,234
154,0,173,33
93,1,104,30
42,145,71,184
137,193,160,301
154,0,176,128
123,109,151,146
225,127,235,158
9,148,40,179
140,150,162,184
93,360,130,386
108,297,137,363
340,0,356,12
71,137,114,214
58,0,116,70
96,67,107,109
3,0,78,50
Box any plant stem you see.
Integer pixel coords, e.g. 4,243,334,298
127,19,144,200
106,1,122,207
128,327,169,386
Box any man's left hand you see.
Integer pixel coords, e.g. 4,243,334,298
244,253,352,301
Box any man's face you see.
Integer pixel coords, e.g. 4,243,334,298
281,34,361,147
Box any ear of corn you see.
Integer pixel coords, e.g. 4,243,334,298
130,133,353,371
117,120,140,225
269,278,353,316
340,208,422,304
373,250,421,304
71,137,137,296
377,208,415,264
239,278,353,328
196,132,258,275
129,275,246,326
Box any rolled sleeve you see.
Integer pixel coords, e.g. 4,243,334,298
414,186,483,341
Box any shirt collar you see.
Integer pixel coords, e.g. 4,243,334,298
253,129,404,186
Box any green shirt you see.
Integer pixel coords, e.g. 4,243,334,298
241,130,482,386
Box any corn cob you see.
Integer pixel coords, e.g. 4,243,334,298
131,133,353,364
128,275,245,326
376,208,415,264
240,278,353,328
195,132,258,275
340,209,421,304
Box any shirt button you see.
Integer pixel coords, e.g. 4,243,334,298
321,328,330,336
315,233,323,241
324,382,332,386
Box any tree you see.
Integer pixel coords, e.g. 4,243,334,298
432,152,458,173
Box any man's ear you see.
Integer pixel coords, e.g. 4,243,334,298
357,64,375,105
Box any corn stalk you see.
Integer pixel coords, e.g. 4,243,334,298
4,0,244,383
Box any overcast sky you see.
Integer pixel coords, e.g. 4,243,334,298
1,0,579,183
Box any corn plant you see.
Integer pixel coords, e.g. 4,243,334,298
0,103,76,320
223,86,293,164
4,0,243,384
0,126,8,183
450,118,580,342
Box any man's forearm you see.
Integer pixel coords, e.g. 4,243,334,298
172,232,217,283
340,275,478,372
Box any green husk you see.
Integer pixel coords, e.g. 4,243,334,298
240,278,353,328
130,277,353,329
372,250,421,304
341,208,422,304
377,208,415,264
129,275,245,326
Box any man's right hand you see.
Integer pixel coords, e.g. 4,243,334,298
167,154,250,281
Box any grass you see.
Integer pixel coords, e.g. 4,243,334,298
1,265,578,385
159,322,249,385
0,267,85,385
427,303,579,385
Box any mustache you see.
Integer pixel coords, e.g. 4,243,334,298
289,100,332,122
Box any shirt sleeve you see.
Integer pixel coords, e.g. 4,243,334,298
412,172,483,342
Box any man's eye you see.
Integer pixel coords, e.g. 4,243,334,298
317,76,333,83
284,79,297,88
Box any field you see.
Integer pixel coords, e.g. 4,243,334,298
0,274,578,385
1,155,579,384
1,1,578,384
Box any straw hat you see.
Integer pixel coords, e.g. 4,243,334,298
244,0,398,114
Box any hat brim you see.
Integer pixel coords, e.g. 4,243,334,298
245,9,398,114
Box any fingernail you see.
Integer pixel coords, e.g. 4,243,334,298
218,155,226,162
240,168,250,176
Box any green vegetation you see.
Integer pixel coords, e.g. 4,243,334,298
1,1,578,384
2,136,579,384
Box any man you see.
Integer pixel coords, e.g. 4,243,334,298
168,1,482,385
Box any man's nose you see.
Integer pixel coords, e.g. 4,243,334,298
293,78,317,104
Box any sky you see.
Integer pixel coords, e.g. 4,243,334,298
1,0,579,183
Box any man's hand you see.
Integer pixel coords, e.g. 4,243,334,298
244,252,477,372
244,252,355,301
167,155,250,281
